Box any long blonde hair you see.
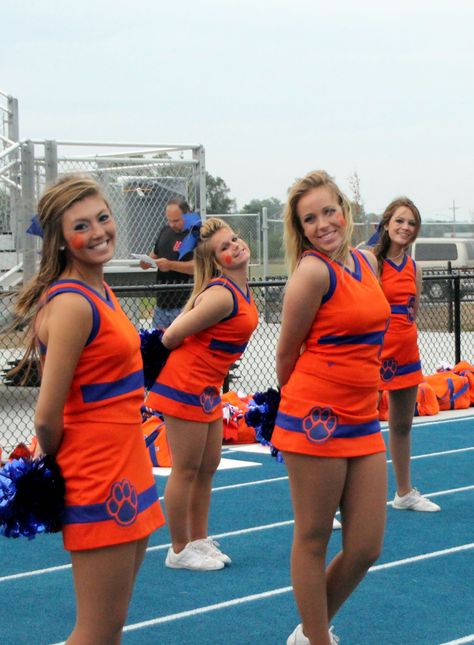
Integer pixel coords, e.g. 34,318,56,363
12,174,109,370
182,217,233,313
284,170,353,274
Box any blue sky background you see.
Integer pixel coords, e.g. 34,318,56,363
2,0,473,219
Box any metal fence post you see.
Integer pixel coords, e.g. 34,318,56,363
193,145,206,219
453,274,461,363
44,139,58,185
262,206,268,279
20,140,36,283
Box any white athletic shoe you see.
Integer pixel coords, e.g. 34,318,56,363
392,487,441,512
287,624,309,645
333,517,342,530
190,538,232,565
329,625,340,644
165,543,224,570
287,624,340,644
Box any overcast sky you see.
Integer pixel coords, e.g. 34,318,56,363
2,0,474,220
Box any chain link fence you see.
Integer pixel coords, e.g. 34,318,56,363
1,273,473,454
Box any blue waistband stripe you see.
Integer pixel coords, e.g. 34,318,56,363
318,331,385,346
275,411,380,438
81,369,144,403
62,484,158,525
149,381,221,408
209,338,247,353
396,361,421,376
390,304,409,314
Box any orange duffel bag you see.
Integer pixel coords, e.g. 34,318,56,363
453,361,474,404
142,415,172,468
221,391,257,444
424,372,471,411
378,381,439,420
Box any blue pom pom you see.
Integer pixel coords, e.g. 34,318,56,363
0,455,65,539
139,328,171,390
245,388,283,461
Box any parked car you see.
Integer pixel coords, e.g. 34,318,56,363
410,237,474,300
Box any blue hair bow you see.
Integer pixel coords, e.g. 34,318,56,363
26,215,43,239
366,221,383,247
178,212,202,259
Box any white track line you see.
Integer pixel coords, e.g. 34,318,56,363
119,542,474,634
4,482,473,584
439,636,474,644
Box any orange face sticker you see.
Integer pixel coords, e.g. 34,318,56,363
336,213,346,227
223,253,232,265
70,233,85,250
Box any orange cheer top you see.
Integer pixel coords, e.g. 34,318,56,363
272,249,390,458
147,276,259,422
40,280,164,551
379,255,423,390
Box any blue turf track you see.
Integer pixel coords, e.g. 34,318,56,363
0,411,473,645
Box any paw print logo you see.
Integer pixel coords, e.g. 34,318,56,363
199,386,220,414
380,358,398,382
407,296,416,322
106,479,138,526
302,406,338,444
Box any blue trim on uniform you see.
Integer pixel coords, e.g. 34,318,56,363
81,369,144,403
318,330,385,346
149,381,222,409
385,255,408,272
390,304,409,314
275,411,380,438
301,250,337,304
207,279,238,321
445,378,469,409
223,275,251,303
396,361,422,376
51,279,115,310
46,287,100,346
62,483,158,525
209,338,248,353
38,339,47,354
342,250,362,281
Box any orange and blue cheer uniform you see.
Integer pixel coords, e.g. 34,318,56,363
272,249,390,458
41,280,164,551
147,277,259,422
379,255,423,390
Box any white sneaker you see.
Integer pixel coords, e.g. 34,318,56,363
392,488,441,512
287,624,309,645
191,538,232,565
329,625,340,644
165,543,224,570
333,517,342,530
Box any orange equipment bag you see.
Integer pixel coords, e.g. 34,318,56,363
379,382,440,419
414,382,440,417
452,361,474,404
142,416,172,467
221,391,257,445
424,372,471,411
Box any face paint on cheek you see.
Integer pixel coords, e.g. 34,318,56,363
336,213,346,228
223,253,233,265
70,233,85,250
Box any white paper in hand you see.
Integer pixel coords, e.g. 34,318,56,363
131,253,156,267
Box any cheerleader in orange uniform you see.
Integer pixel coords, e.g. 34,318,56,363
146,218,258,570
374,197,440,512
273,171,389,645
14,175,164,644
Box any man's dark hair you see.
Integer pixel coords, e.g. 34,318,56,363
167,197,190,214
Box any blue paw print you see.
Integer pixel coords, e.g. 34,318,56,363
302,406,338,444
200,386,220,414
380,358,398,382
106,479,138,526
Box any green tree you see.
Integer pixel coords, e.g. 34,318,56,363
242,197,284,219
206,172,236,214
